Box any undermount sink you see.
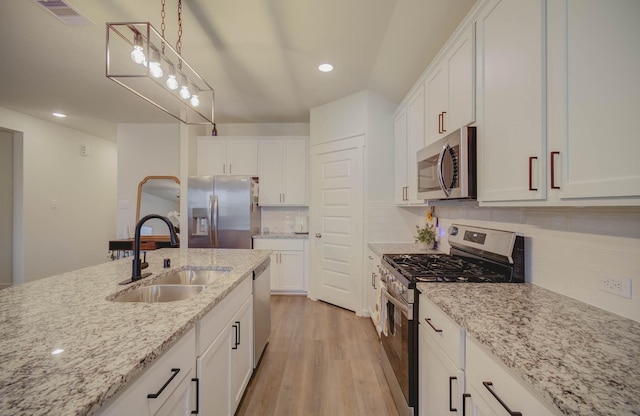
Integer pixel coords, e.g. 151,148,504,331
153,268,231,286
112,285,206,303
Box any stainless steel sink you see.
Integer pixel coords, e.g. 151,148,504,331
153,268,231,286
112,285,206,303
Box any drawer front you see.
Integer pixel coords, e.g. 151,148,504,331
98,328,196,416
419,294,465,368
253,238,304,251
197,277,252,355
467,337,560,416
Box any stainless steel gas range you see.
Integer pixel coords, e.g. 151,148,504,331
379,224,525,416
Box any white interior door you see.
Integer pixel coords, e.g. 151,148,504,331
311,141,363,312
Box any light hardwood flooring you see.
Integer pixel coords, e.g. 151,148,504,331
237,295,400,416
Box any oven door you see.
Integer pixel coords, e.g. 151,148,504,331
381,287,411,406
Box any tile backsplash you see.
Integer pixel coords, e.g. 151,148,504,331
367,201,640,322
261,207,309,234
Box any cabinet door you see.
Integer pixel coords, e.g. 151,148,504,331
406,85,426,204
197,139,227,176
419,327,464,416
258,141,284,205
278,251,304,292
154,368,197,416
282,140,307,205
227,140,258,176
477,0,546,203
554,0,640,200
447,25,475,134
197,325,232,416
394,109,408,205
230,296,254,414
268,252,280,290
426,64,448,145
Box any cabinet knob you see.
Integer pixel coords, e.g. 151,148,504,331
315,233,322,238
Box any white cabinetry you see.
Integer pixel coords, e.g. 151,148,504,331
546,0,640,202
425,25,475,146
365,249,381,332
395,86,426,205
418,294,465,416
253,238,306,293
197,277,254,416
476,0,547,203
197,137,258,176
466,336,561,416
258,138,307,206
96,329,197,416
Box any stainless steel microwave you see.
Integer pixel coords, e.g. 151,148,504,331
416,126,477,200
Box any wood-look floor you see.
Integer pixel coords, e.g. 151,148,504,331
237,295,400,416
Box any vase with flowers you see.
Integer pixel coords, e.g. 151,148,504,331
414,223,436,249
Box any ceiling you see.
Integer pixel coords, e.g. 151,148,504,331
0,0,476,140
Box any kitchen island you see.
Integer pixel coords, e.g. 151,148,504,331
0,248,271,416
417,283,640,416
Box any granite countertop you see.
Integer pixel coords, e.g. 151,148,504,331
417,283,640,416
0,248,271,416
253,232,309,239
368,242,440,257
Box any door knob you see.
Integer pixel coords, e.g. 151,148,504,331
315,233,322,238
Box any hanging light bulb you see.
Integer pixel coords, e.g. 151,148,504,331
190,87,200,107
179,75,191,99
166,65,179,90
148,47,163,79
130,32,146,65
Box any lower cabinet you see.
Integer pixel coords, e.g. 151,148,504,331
465,337,561,416
253,239,306,293
419,294,465,416
197,295,253,416
95,328,198,416
97,276,258,416
366,249,381,332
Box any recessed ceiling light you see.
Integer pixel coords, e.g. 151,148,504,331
318,63,334,73
52,112,67,118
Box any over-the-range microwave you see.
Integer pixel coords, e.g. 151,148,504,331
416,126,477,200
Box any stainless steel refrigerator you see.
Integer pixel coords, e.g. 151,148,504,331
188,176,261,248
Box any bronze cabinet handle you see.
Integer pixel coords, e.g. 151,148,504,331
425,318,443,333
528,156,538,191
550,151,560,189
483,381,522,416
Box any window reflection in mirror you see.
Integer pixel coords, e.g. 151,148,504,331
136,176,180,236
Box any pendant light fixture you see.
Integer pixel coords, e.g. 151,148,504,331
106,0,214,125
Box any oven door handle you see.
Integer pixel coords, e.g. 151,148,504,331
382,287,411,318
437,143,452,197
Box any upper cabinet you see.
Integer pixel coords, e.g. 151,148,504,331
197,137,258,176
258,138,308,206
395,85,427,205
546,0,640,203
476,0,547,203
425,25,476,146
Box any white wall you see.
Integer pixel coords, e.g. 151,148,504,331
216,123,310,137
371,203,640,322
0,130,13,287
310,91,368,145
116,123,181,237
0,107,117,283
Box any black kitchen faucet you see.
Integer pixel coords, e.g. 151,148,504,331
131,214,179,281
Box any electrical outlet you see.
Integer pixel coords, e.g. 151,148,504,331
599,273,632,299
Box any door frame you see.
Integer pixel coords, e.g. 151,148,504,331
308,134,364,313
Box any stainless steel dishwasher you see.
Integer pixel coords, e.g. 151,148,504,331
253,258,271,368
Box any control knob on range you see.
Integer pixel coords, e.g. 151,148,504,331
448,226,459,236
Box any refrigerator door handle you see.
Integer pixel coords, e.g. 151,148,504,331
213,195,219,247
207,195,214,247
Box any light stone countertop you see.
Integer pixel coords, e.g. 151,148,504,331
417,283,640,416
0,248,271,416
368,242,440,257
252,232,309,239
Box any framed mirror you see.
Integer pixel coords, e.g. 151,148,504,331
136,176,180,236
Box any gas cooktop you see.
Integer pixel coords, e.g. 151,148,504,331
383,253,510,283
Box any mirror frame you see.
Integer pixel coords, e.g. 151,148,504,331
136,175,181,225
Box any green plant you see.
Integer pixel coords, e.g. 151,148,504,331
414,223,436,245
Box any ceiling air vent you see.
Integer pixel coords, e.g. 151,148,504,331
34,0,93,26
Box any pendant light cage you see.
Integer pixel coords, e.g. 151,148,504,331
106,22,214,125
